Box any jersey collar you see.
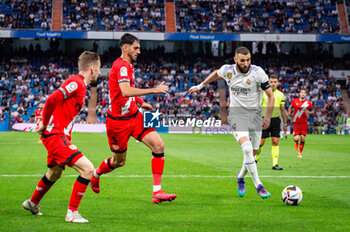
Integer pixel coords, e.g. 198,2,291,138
78,74,87,87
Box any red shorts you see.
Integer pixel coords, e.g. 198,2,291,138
41,134,83,169
106,111,156,153
293,123,308,136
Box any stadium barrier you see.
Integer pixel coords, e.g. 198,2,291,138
1,30,350,42
11,123,349,135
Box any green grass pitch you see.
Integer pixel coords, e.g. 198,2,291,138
1,132,349,231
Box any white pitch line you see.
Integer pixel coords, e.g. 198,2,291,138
0,174,350,178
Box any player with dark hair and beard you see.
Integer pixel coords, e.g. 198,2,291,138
189,46,274,199
90,33,177,204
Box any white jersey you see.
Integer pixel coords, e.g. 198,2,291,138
217,64,270,112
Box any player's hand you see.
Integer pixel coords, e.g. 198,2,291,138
141,102,154,111
154,81,169,94
188,86,199,94
36,120,46,135
283,125,287,134
262,117,271,130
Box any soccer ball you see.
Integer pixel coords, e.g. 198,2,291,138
281,185,303,206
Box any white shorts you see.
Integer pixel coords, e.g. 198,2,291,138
228,109,262,150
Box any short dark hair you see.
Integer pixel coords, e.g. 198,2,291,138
78,51,100,71
119,33,139,47
300,88,307,93
235,46,250,56
269,74,278,80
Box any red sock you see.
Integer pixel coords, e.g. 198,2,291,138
152,153,164,186
299,141,305,154
30,175,55,205
68,176,89,212
95,158,115,176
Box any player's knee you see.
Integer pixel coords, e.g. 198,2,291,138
47,169,62,181
81,164,94,179
272,141,279,146
111,158,126,168
241,141,253,154
153,141,165,154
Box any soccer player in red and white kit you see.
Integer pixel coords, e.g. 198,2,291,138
22,51,101,223
288,88,314,158
35,102,44,143
90,33,177,203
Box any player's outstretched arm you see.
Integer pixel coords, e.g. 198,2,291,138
287,104,293,118
120,81,168,97
188,70,220,94
280,104,288,133
306,109,314,115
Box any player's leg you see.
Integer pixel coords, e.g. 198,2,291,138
293,125,300,151
91,150,127,193
299,134,306,157
271,137,282,170
235,133,269,198
255,135,267,163
271,118,282,170
23,166,63,215
65,156,94,223
250,130,271,199
91,118,130,193
141,131,177,203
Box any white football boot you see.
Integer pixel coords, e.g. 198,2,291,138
22,199,43,216
65,209,89,223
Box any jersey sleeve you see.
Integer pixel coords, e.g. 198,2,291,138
256,68,270,90
116,63,132,84
308,100,313,109
291,99,296,108
280,93,285,105
217,65,229,81
58,78,83,100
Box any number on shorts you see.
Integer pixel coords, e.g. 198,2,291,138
231,123,237,131
61,136,70,146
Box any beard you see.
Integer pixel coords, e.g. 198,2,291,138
90,78,98,87
129,53,138,62
237,64,250,73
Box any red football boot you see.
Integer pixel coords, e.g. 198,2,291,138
152,190,177,204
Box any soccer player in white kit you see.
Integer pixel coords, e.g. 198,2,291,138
189,46,275,199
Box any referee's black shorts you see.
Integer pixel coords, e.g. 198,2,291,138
262,117,281,138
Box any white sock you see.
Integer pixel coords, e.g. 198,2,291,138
93,170,100,178
241,141,262,188
237,162,247,178
245,162,262,188
153,185,161,192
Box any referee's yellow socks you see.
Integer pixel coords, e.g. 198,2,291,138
271,145,279,166
255,146,263,162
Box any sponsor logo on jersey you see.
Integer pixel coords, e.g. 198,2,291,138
227,72,232,79
120,67,128,76
65,82,78,93
69,144,77,150
230,86,251,95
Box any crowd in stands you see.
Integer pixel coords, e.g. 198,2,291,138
176,0,340,34
0,43,348,134
0,0,52,30
62,0,165,31
0,0,344,34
